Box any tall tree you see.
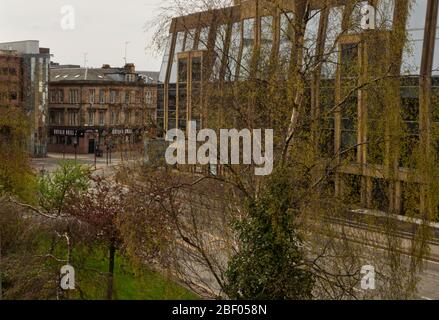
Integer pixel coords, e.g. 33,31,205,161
0,105,36,203
65,176,125,300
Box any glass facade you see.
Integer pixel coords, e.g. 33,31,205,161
303,10,321,69
156,84,165,137
170,32,185,84
259,15,274,71
212,24,228,80
154,0,439,214
376,0,395,30
240,18,255,79
226,22,242,81
280,12,294,70
159,36,172,83
197,26,210,50
401,0,427,75
322,7,343,78
185,28,196,51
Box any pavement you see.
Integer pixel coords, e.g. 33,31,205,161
30,152,141,173
418,260,439,300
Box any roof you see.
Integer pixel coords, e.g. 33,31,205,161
50,67,160,84
50,68,115,82
137,71,160,84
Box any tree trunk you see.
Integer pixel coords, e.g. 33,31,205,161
0,235,3,300
106,240,116,300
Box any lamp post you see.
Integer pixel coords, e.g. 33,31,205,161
0,234,3,300
63,134,66,159
73,138,78,164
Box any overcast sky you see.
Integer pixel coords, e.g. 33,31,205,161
0,0,165,71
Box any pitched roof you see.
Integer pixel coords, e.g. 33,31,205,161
50,67,160,84
137,71,160,84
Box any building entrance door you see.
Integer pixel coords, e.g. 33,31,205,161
88,139,95,154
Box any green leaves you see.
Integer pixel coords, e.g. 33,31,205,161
38,161,91,215
225,167,314,300
0,106,36,203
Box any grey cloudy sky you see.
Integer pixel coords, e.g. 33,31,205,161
0,0,165,71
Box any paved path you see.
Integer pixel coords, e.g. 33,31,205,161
30,152,142,173
418,260,439,300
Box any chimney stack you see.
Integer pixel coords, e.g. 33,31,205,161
124,63,135,73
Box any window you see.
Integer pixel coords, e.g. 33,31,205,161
226,22,241,81
185,29,196,51
319,85,335,158
126,74,136,82
212,24,227,80
341,96,358,162
68,111,79,126
192,57,202,82
178,82,187,131
156,84,165,137
135,111,141,126
50,111,55,125
322,7,343,78
69,89,79,104
89,89,95,104
88,110,95,126
58,90,64,103
260,16,274,71
145,91,153,105
110,111,120,125
341,43,359,79
99,111,105,126
110,90,117,104
303,10,321,69
178,59,188,83
159,36,172,83
125,91,130,104
197,26,210,51
280,12,294,68
170,32,186,83
168,84,177,130
376,0,395,30
125,111,130,124
240,18,255,79
50,90,57,103
401,0,427,75
50,111,63,125
400,85,419,168
99,89,106,104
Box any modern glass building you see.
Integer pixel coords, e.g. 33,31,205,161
157,0,439,216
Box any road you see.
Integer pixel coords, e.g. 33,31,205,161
417,260,439,300
31,153,132,172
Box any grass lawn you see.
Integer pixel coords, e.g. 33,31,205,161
68,247,200,300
